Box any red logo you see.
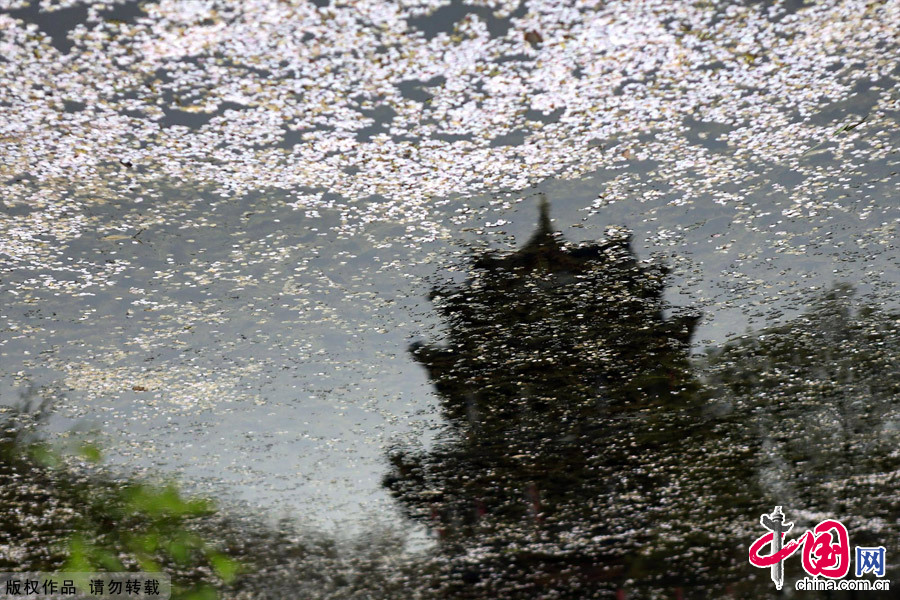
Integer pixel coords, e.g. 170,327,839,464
749,506,851,589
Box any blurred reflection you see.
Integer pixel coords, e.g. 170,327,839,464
2,199,898,599
0,398,239,600
705,284,900,567
385,200,898,598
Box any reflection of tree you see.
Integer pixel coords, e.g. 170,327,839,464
0,397,424,600
385,201,899,598
703,285,900,575
0,398,239,600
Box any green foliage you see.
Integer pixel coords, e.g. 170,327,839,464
0,399,428,600
0,404,241,600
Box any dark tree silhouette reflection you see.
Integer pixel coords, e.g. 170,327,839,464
384,199,765,598
704,285,900,585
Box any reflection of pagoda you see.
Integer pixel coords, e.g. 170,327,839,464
411,196,701,420
384,198,740,597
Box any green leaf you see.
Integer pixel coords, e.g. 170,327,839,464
28,443,60,468
64,536,93,572
95,548,125,571
78,442,103,463
179,584,218,600
208,552,241,584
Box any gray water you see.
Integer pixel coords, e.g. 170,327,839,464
1,0,899,595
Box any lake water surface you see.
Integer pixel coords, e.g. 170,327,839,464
1,0,898,597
